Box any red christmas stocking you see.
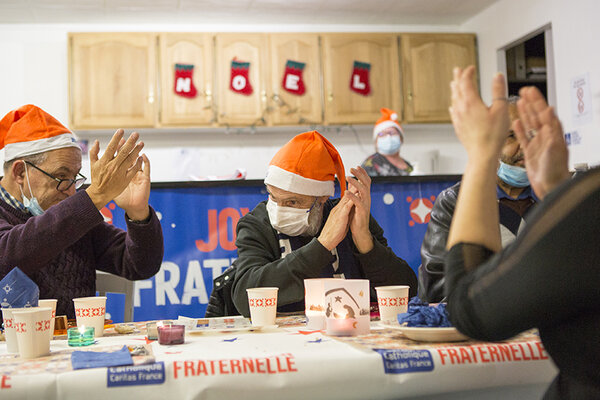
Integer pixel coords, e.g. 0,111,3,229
230,59,253,96
282,60,306,95
173,63,198,98
349,61,371,96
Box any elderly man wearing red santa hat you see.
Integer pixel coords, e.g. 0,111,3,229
227,131,417,318
0,104,163,319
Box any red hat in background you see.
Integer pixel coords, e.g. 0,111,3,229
265,130,346,197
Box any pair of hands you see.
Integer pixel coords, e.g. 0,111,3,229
318,166,374,254
449,66,570,199
85,129,151,221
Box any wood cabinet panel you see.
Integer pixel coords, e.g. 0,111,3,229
268,34,322,125
69,33,157,129
322,34,401,125
215,34,269,126
401,33,477,123
159,33,215,126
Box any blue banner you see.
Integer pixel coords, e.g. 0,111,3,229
106,179,457,321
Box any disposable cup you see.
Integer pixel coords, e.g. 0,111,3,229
375,285,410,323
73,296,106,337
38,299,57,339
12,307,53,359
246,287,278,327
1,307,31,354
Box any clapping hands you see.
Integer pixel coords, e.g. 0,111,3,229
86,129,151,220
318,166,373,254
512,87,570,199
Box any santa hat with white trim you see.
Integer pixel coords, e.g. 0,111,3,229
265,131,346,197
0,104,79,162
373,107,404,140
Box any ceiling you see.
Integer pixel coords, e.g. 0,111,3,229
0,0,499,25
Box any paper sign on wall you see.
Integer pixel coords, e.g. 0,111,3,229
570,72,593,126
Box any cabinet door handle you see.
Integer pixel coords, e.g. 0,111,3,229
204,89,213,110
261,90,267,103
407,91,413,101
328,92,333,102
148,92,155,104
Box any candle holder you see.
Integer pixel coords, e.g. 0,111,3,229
67,326,95,347
157,324,185,345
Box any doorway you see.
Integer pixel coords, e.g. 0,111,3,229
497,24,556,107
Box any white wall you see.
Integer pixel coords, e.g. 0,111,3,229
462,0,600,169
0,23,467,181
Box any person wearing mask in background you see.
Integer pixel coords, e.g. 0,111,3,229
445,66,599,399
361,108,413,177
0,104,164,318
418,97,538,302
229,131,417,317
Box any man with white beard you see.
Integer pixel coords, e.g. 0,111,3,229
229,131,416,317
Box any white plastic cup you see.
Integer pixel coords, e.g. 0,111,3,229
73,296,106,337
246,287,278,327
12,307,53,359
376,285,410,323
2,307,31,354
38,299,58,339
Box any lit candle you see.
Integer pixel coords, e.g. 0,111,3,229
326,317,358,336
157,324,185,345
67,326,95,346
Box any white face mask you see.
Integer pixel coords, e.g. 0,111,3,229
19,162,45,216
266,198,322,237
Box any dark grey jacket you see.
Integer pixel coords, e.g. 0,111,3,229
418,182,537,303
231,199,417,318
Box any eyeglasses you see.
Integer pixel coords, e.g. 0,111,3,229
25,161,87,191
377,128,401,138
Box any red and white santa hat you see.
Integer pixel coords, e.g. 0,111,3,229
373,107,404,140
264,131,346,197
0,104,79,162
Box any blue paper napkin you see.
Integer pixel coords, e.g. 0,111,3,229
397,297,452,327
0,267,39,309
71,346,134,370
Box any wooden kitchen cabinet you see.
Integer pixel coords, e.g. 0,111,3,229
321,34,401,125
159,33,215,126
268,34,322,125
401,33,477,123
69,33,157,129
215,34,269,126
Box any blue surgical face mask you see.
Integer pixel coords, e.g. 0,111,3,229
377,135,401,155
497,161,530,188
19,163,45,216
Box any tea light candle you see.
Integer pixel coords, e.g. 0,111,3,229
67,326,95,346
157,324,185,345
326,317,358,336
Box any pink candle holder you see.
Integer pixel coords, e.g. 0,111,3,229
157,324,185,345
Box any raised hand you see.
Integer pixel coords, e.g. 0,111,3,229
114,154,151,221
512,86,570,199
317,196,353,251
345,166,374,254
86,129,144,211
449,66,509,162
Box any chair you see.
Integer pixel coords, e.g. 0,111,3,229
95,271,134,322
